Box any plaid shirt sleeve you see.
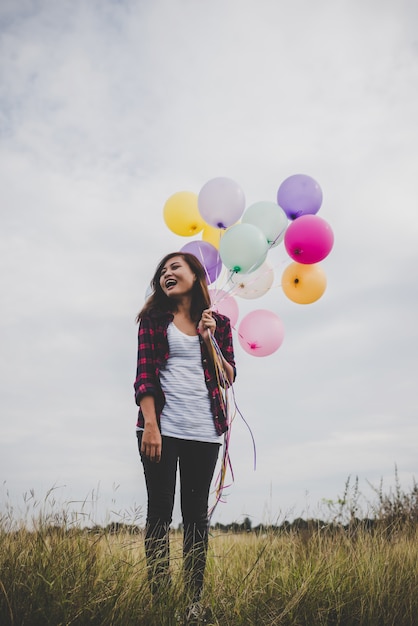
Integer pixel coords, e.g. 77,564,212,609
203,313,236,435
214,314,236,378
133,315,163,405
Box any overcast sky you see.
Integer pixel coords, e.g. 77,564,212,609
1,0,417,528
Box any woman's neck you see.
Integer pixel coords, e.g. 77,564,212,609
172,303,197,336
172,296,193,320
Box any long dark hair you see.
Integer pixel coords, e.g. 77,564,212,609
136,252,212,323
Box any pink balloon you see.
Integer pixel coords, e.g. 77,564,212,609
284,214,334,264
209,289,239,327
238,309,284,357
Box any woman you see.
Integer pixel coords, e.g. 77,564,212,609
134,252,236,616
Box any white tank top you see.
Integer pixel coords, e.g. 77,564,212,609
159,322,220,443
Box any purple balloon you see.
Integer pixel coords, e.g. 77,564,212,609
180,240,222,284
198,177,245,228
284,215,334,264
277,174,323,220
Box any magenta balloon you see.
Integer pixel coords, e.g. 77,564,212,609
277,174,323,220
198,177,246,228
284,215,334,264
238,309,284,357
181,240,222,284
209,289,239,327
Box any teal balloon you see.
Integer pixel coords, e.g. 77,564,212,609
219,223,269,273
242,201,288,248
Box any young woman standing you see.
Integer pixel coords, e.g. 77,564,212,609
134,252,236,619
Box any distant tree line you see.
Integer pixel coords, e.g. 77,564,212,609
84,512,417,538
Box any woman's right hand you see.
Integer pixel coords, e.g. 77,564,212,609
139,396,162,463
141,422,162,463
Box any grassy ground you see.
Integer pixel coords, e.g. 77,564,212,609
1,476,418,625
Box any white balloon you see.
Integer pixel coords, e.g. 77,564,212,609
230,261,275,299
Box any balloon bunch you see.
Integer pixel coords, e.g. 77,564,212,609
163,174,334,357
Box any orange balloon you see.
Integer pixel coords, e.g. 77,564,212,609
163,191,205,236
281,262,327,304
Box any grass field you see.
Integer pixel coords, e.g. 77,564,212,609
1,476,417,625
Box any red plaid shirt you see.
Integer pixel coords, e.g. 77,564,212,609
134,310,236,435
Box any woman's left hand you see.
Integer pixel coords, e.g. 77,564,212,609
198,308,216,340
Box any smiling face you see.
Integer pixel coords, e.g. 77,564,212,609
159,255,196,299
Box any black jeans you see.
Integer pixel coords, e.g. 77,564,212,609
137,432,220,600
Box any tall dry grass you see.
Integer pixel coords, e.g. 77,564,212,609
1,475,418,625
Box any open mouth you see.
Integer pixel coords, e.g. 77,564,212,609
165,279,177,289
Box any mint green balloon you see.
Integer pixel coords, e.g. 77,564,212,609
242,201,288,248
219,223,269,273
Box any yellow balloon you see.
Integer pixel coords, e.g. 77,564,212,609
281,262,327,304
201,223,225,249
163,191,205,237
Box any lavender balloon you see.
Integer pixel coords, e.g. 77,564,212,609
277,174,323,220
180,240,222,284
198,177,246,228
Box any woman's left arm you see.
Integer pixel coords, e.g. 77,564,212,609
199,309,236,385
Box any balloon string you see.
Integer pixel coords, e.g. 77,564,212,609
211,270,238,300
207,330,233,520
230,323,253,350
209,235,287,301
193,245,214,286
231,384,257,471
210,252,290,304
268,224,288,248
207,331,256,521
230,268,270,299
